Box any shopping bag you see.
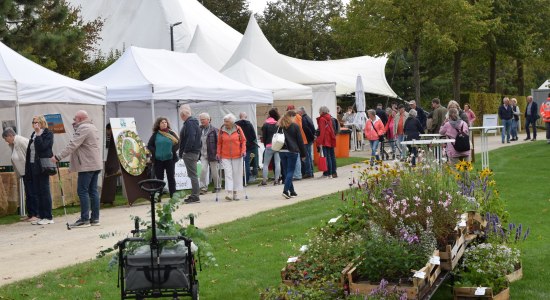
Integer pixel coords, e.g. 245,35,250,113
317,156,328,172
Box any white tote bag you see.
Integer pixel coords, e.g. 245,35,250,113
271,127,285,151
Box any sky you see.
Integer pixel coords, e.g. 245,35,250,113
248,0,349,13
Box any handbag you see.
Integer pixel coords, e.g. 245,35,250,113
271,127,285,151
40,158,57,176
317,146,328,172
371,120,384,142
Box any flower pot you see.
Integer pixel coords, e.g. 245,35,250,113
453,287,510,300
505,262,523,283
344,250,441,300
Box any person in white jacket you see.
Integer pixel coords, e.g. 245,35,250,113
2,127,38,222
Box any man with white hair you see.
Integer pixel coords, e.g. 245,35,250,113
198,112,220,194
52,110,102,228
178,105,201,203
408,100,427,130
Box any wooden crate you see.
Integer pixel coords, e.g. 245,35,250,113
440,226,467,271
280,257,352,287
0,172,20,216
453,287,510,300
345,250,441,299
49,167,79,208
466,211,487,235
505,263,522,283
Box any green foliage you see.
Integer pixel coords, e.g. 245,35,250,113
201,0,250,33
260,280,345,300
258,0,345,60
1,0,103,78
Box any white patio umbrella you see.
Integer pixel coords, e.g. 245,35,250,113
353,74,367,130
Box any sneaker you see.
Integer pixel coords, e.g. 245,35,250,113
91,220,101,226
524,137,531,141
259,181,267,186
290,191,298,198
70,219,91,228
233,195,240,201
31,218,41,225
214,187,222,193
224,195,233,201
183,196,200,204
302,174,313,179
37,219,54,225
199,189,207,195
532,138,536,141
282,191,291,199
332,173,338,178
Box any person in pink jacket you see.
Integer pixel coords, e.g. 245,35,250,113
364,109,386,165
439,108,470,164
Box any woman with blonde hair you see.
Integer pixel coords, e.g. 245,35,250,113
217,113,246,201
440,108,470,164
278,110,306,199
447,100,469,124
147,117,179,198
25,115,54,225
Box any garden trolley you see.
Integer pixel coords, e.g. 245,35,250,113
115,179,199,300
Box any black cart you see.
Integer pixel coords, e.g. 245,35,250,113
115,179,199,300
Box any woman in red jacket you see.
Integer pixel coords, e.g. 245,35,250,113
217,114,246,201
316,106,337,178
364,109,386,166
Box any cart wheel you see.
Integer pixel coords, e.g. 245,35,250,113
191,281,199,300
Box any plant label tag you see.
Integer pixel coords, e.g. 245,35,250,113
458,220,467,227
413,271,426,278
328,215,341,224
287,257,298,263
299,245,308,253
475,287,487,295
429,256,440,265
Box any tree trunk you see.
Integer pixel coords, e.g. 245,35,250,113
412,41,421,102
516,58,524,95
453,51,462,101
489,50,497,93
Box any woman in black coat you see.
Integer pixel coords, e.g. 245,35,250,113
403,109,424,166
25,115,54,225
278,110,306,199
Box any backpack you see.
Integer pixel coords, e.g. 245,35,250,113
452,124,470,152
332,117,340,133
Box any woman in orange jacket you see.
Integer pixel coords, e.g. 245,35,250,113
217,113,247,201
541,96,550,143
364,109,386,165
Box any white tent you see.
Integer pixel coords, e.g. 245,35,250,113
70,0,241,59
222,59,312,100
0,42,106,166
85,46,273,137
538,79,550,89
70,0,399,98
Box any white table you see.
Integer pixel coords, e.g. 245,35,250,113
419,133,445,139
401,139,455,163
469,126,503,169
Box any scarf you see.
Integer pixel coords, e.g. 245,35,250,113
159,129,179,145
449,119,462,129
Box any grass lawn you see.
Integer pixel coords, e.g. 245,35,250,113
2,146,546,299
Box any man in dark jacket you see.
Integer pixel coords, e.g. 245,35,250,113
498,97,513,144
178,105,201,203
198,112,220,194
298,106,315,178
524,95,539,141
235,112,258,183
408,100,427,130
375,103,388,125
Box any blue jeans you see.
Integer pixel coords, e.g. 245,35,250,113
78,170,100,221
369,140,380,164
303,143,313,176
280,152,298,193
293,155,302,179
31,163,52,220
23,174,38,217
501,119,512,142
262,146,280,181
396,134,406,158
322,147,336,176
511,119,518,139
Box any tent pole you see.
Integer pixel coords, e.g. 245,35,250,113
15,99,26,217
151,98,155,123
177,100,181,130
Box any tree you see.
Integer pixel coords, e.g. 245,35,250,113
258,0,345,60
1,0,102,79
200,0,251,33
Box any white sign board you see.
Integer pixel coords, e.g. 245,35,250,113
171,160,202,190
482,114,499,133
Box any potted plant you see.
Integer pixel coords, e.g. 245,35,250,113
453,243,521,299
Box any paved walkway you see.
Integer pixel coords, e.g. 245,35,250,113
0,133,534,286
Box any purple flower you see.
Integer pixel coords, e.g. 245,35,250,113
523,227,530,241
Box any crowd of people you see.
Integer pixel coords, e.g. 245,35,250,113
5,94,550,226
